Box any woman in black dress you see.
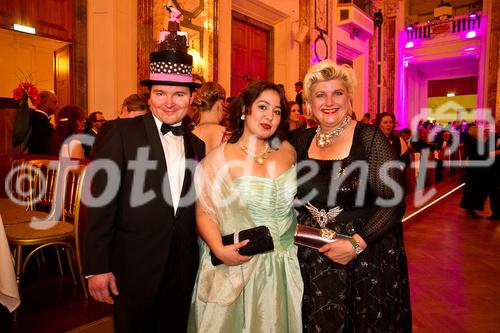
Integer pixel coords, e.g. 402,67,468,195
291,60,412,332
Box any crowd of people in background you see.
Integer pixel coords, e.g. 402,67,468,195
26,77,499,221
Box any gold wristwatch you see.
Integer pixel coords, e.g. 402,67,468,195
349,237,364,255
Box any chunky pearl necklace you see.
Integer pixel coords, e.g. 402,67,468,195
315,115,352,148
239,141,273,165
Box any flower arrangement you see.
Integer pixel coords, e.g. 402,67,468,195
12,81,40,109
11,79,40,150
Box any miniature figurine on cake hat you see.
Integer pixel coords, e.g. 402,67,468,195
140,2,200,88
166,3,182,32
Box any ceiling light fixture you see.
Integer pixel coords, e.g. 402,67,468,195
13,24,36,34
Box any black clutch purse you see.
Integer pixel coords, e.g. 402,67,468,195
210,226,274,266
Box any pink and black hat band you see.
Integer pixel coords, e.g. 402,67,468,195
140,50,201,88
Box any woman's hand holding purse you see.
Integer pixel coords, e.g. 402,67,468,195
211,240,252,266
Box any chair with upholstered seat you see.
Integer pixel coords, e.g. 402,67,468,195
5,162,87,296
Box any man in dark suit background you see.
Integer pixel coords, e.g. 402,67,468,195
83,111,106,158
86,111,106,137
83,39,204,332
294,80,304,114
27,90,58,154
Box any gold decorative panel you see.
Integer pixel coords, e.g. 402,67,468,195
152,0,217,81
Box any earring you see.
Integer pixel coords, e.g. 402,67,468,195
240,114,246,120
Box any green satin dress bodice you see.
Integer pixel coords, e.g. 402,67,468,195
188,167,303,333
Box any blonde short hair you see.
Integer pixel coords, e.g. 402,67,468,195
303,60,357,104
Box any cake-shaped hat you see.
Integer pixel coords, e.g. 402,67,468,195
140,5,201,88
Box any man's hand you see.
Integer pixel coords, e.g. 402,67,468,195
88,272,119,304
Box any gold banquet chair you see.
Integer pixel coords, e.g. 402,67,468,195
5,163,87,296
73,168,90,299
0,159,52,226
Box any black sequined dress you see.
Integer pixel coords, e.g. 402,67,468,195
291,122,412,333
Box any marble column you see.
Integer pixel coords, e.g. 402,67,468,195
487,0,500,118
75,0,87,111
299,0,311,81
137,0,154,94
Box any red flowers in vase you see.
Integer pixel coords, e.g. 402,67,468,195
12,82,40,108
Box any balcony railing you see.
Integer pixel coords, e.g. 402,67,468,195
406,12,481,41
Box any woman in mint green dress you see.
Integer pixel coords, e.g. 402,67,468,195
188,81,303,332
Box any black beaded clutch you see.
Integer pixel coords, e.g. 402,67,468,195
210,226,274,266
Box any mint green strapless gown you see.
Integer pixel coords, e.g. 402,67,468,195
188,167,303,332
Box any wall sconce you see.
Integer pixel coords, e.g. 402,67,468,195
292,18,309,44
294,25,309,43
373,9,383,28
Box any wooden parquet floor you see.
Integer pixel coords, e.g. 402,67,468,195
1,185,499,332
404,189,500,333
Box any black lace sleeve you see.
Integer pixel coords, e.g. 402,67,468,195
289,128,316,160
356,124,406,244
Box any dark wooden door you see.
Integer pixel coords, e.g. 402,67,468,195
231,19,268,96
55,44,72,107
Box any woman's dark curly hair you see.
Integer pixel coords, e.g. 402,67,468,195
374,112,399,141
227,81,289,145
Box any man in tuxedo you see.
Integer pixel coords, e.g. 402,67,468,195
27,90,58,154
83,41,204,332
83,111,106,158
86,111,106,136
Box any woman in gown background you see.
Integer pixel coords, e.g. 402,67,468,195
188,81,303,332
191,82,230,153
290,60,412,332
49,104,86,158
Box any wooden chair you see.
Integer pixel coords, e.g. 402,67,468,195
0,159,51,226
5,162,87,297
73,167,89,299
0,158,28,215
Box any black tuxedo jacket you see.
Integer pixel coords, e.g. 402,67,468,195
83,129,97,158
27,110,53,154
83,112,205,297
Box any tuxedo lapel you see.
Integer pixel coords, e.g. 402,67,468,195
143,113,175,214
175,131,197,219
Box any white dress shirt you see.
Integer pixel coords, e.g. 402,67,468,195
152,115,185,213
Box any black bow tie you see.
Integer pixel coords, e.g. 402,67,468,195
161,123,184,136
